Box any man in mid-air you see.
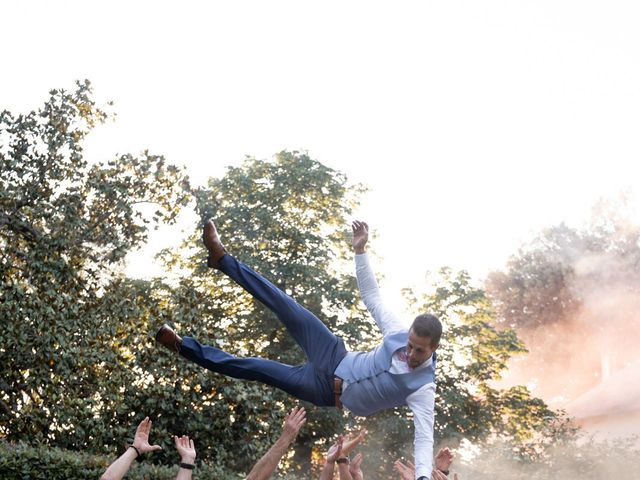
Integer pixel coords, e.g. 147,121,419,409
156,219,442,479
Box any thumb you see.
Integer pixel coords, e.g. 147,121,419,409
149,444,163,451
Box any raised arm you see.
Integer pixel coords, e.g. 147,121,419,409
352,220,405,336
246,406,306,480
319,436,343,480
100,417,162,480
174,435,197,480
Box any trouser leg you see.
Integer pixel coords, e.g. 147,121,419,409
218,254,347,374
180,336,334,405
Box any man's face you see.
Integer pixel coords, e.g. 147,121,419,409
406,328,438,369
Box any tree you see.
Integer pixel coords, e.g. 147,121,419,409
1,81,575,479
486,196,640,401
0,80,191,450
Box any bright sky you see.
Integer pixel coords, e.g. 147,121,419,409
2,0,640,298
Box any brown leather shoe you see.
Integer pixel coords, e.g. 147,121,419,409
155,324,183,353
203,218,227,269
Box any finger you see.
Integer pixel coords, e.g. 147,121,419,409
150,444,162,451
454,474,459,480
136,419,146,433
190,438,195,449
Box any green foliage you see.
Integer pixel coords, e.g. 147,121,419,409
1,81,581,479
0,441,237,480
0,82,191,450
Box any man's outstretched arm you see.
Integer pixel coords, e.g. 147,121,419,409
246,406,306,480
352,220,404,336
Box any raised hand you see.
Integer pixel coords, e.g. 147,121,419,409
281,406,306,443
393,460,415,480
432,469,449,480
435,447,454,472
341,430,366,456
132,417,162,454
326,436,344,464
174,435,196,464
351,221,369,254
349,452,364,480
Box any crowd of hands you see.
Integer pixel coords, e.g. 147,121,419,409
101,407,457,480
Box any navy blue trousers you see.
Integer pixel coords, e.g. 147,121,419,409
180,254,347,407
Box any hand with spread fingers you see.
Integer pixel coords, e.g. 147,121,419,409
174,435,196,464
281,406,307,443
246,406,307,480
174,435,196,480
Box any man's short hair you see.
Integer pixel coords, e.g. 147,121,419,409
410,314,442,346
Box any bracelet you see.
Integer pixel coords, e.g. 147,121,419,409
336,457,349,464
180,463,195,470
128,445,141,457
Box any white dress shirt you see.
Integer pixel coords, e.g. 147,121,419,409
353,252,435,479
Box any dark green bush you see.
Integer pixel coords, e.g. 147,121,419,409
0,441,238,480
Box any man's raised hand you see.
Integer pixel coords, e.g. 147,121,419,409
281,406,306,443
393,460,415,480
132,417,162,454
349,453,364,480
435,447,454,472
341,430,366,456
174,435,196,464
352,221,369,254
326,435,344,464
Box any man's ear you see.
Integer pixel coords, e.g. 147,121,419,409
431,343,440,351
